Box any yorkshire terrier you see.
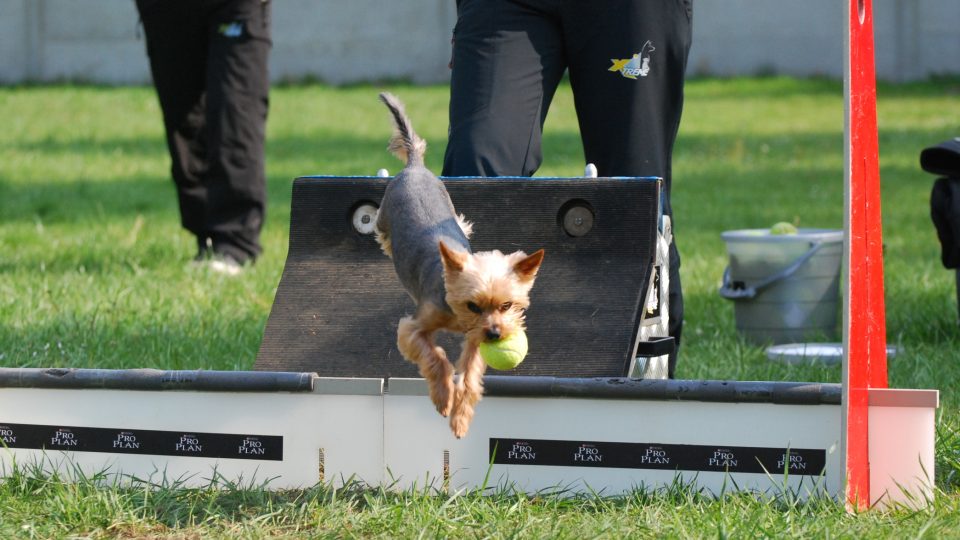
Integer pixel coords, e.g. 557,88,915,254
374,93,545,438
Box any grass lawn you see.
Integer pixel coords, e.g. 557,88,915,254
1,77,959,538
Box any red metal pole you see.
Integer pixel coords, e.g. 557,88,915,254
843,0,889,512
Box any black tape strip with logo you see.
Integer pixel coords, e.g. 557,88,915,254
0,422,282,461
490,438,825,476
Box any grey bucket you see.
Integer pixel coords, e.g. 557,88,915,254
719,228,843,344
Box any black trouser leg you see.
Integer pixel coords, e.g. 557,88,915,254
137,0,209,242
562,0,692,376
442,0,567,177
667,239,684,377
203,0,271,261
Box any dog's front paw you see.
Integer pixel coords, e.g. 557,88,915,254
449,412,471,439
431,385,454,417
428,376,454,417
449,396,474,438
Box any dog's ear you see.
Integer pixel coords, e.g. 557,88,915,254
438,241,468,273
513,249,545,282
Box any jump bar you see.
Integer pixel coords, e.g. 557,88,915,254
0,368,842,404
0,368,316,393
481,376,842,405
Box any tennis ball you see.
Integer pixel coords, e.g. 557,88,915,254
770,221,798,235
479,330,528,370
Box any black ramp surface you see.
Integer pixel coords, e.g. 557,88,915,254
255,176,660,378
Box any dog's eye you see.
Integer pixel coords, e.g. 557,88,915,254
499,302,513,312
466,301,482,314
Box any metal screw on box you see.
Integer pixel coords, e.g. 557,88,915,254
352,203,379,235
561,204,594,237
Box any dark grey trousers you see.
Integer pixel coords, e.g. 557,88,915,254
137,0,271,262
442,0,692,376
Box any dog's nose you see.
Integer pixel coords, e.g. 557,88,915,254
485,327,501,341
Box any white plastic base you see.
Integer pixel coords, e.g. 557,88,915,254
385,379,841,497
868,388,938,508
0,377,937,505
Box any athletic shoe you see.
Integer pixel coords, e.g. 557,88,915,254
190,240,249,276
207,254,244,276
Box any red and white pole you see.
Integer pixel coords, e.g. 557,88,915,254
842,0,889,512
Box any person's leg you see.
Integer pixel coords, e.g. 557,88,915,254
136,0,209,249
667,239,683,377
203,0,271,263
442,0,567,177
563,0,692,376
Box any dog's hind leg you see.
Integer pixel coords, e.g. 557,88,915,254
397,314,454,417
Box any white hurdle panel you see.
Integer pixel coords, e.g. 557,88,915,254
385,378,843,497
0,370,383,489
4,368,923,499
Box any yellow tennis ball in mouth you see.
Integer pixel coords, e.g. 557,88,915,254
479,330,528,370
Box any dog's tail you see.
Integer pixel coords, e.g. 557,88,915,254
379,92,427,167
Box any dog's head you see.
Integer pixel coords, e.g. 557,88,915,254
438,241,544,344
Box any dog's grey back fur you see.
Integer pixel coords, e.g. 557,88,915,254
376,93,472,313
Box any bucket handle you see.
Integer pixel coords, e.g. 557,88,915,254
719,242,826,300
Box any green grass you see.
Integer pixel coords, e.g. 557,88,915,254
1,77,960,537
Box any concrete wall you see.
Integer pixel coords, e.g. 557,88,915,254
1,0,958,85
689,0,960,81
